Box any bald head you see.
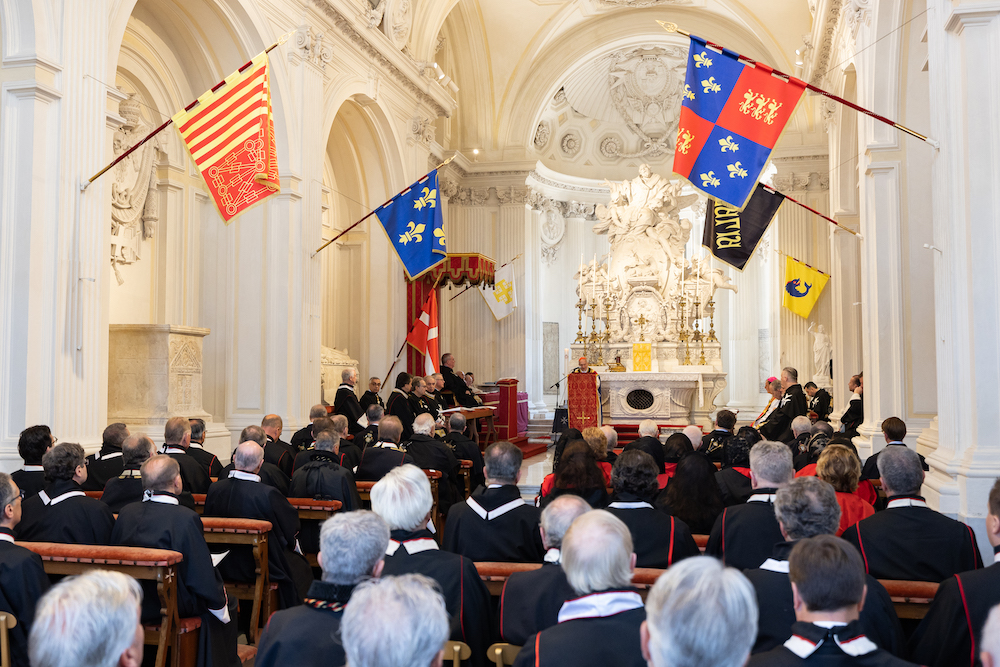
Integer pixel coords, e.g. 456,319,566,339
309,404,327,421
412,413,435,436
164,416,191,448
261,414,282,439
234,442,265,473
141,455,181,494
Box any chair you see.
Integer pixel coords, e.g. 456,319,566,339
357,481,375,504
458,460,473,498
630,567,666,601
191,494,206,515
0,613,16,667
878,579,939,620
84,490,103,500
487,642,521,667
199,517,272,644
286,498,342,565
444,640,471,667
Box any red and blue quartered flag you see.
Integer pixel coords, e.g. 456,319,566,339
673,36,806,209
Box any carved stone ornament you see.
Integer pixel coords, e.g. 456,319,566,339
600,135,623,159
294,26,333,69
534,121,551,150
605,46,687,158
381,0,412,50
598,0,697,7
497,186,530,205
365,0,386,29
409,116,435,145
560,131,582,156
110,92,159,286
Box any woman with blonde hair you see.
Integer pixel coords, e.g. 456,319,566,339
816,444,874,536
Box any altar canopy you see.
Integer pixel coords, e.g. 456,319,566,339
567,372,602,431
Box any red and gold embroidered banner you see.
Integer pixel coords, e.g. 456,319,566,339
567,372,602,431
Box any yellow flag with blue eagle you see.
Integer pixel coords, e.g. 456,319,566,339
375,170,447,280
782,256,828,319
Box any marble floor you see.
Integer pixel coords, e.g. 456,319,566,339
518,450,552,500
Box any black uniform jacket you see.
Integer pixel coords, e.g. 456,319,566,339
255,580,353,667
499,551,576,645
83,445,124,491
706,488,784,570
355,443,415,482
334,384,365,434
443,485,544,562
162,446,212,493
748,621,919,666
387,389,416,440
605,494,700,569
0,528,49,667
17,479,115,544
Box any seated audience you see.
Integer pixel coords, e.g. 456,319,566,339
794,422,834,472
83,422,129,491
909,477,1000,666
748,535,918,666
514,511,646,667
0,473,49,667
980,605,1000,667
815,444,873,536
607,450,698,568
290,404,329,452
204,441,313,608
160,416,211,493
842,446,982,581
500,495,591,645
582,426,614,477
354,404,383,451
743,477,901,655
662,432,693,478
255,511,389,667
551,428,583,473
657,450,724,534
642,556,758,667
289,430,361,554
860,417,928,481
707,440,792,569
540,441,610,509
386,372,416,440
787,415,812,455
716,426,762,506
600,425,619,464
17,442,115,544
12,425,53,499
372,465,491,667
623,420,666,473
699,409,737,462
102,433,196,513
402,413,461,513
224,425,290,494
111,456,237,667
28,571,144,667
355,416,416,481
329,414,363,471
262,414,294,477
187,418,223,478
444,441,544,562
341,574,450,667
443,412,486,492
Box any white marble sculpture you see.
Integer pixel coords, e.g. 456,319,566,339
809,321,833,382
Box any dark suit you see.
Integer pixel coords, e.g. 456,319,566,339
359,390,384,412
443,485,544,562
442,365,477,408
162,446,212,494
760,384,808,442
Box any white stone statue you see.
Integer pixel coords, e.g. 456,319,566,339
808,322,833,381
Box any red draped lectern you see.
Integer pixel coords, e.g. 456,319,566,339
567,372,602,431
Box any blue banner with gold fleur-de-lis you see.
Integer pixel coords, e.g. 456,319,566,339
374,170,448,280
674,36,806,210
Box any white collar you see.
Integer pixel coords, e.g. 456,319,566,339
162,446,186,455
557,591,644,624
784,625,877,658
759,558,790,573
189,443,205,450
386,538,439,556
466,496,525,520
487,484,504,489
0,533,14,544
39,489,85,506
392,388,407,395
608,501,654,510
748,493,777,503
339,384,355,390
373,441,400,450
97,451,123,461
886,497,927,509
228,470,261,482
544,548,561,564
143,492,179,505
22,465,43,472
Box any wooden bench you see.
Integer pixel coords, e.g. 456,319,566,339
286,498,342,566
0,612,17,667
878,579,939,620
474,562,666,600
199,517,272,644
17,541,183,667
357,470,443,530
694,534,709,552
458,460,473,498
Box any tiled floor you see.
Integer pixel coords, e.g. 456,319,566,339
519,450,552,500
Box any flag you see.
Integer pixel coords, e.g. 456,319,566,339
702,184,785,270
782,256,829,319
674,36,806,209
172,51,280,223
375,170,447,280
406,291,440,376
482,261,516,320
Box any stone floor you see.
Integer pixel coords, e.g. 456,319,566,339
518,450,552,500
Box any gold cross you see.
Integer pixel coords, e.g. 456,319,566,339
635,314,647,341
494,280,514,304
576,414,592,424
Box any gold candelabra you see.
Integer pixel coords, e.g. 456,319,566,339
635,313,648,342
692,297,707,365
707,297,717,342
678,294,691,365
574,300,586,343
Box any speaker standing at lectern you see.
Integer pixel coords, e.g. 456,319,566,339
568,357,602,431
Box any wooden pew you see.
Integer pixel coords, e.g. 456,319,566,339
285,498,342,566
878,579,939,620
0,612,16,667
18,541,183,667
199,517,272,644
474,562,667,600
356,470,442,523
459,460,473,499
693,534,709,552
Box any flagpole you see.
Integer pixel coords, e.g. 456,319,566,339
657,21,937,147
774,249,830,276
82,33,293,190
381,272,446,388
312,156,455,257
763,186,861,238
448,252,522,302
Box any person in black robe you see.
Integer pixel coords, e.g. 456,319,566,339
289,431,361,554
83,422,129,491
261,414,295,477
513,511,646,667
707,440,793,570
656,451,724,535
204,442,313,608
160,417,211,494
716,427,761,506
255,511,390,667
355,417,416,482
444,441,544,562
102,433,198,513
760,368,809,442
804,382,832,422
698,410,737,463
290,404,328,452
223,425,291,495
188,418,223,478
909,478,1000,667
386,372,416,440
499,494,590,645
408,377,435,420
743,478,902,656
359,376,385,412
0,473,50,667
622,420,666,473
607,450,698,568
12,425,52,500
748,535,918,667
111,455,238,667
786,416,813,457
842,446,982,582
443,413,485,492
329,415,363,471
333,369,365,435
839,375,864,437
354,405,383,452
402,414,461,515
371,464,492,667
859,418,928,481
442,354,478,408
16,442,114,544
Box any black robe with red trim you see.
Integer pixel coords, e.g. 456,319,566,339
748,621,918,666
443,485,544,563
743,542,903,656
908,553,1000,667
264,437,295,478
716,467,754,506
288,453,361,554
840,496,983,582
354,444,415,482
605,494,699,569
188,445,224,478
499,556,576,646
382,529,492,667
512,590,647,667
359,390,384,412
387,389,416,440
0,528,49,667
705,488,784,570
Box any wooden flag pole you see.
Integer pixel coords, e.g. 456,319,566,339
657,21,937,148
381,271,446,388
82,32,293,190
762,186,861,238
447,252,522,302
312,155,454,257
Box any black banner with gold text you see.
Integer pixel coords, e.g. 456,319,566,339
702,184,785,271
